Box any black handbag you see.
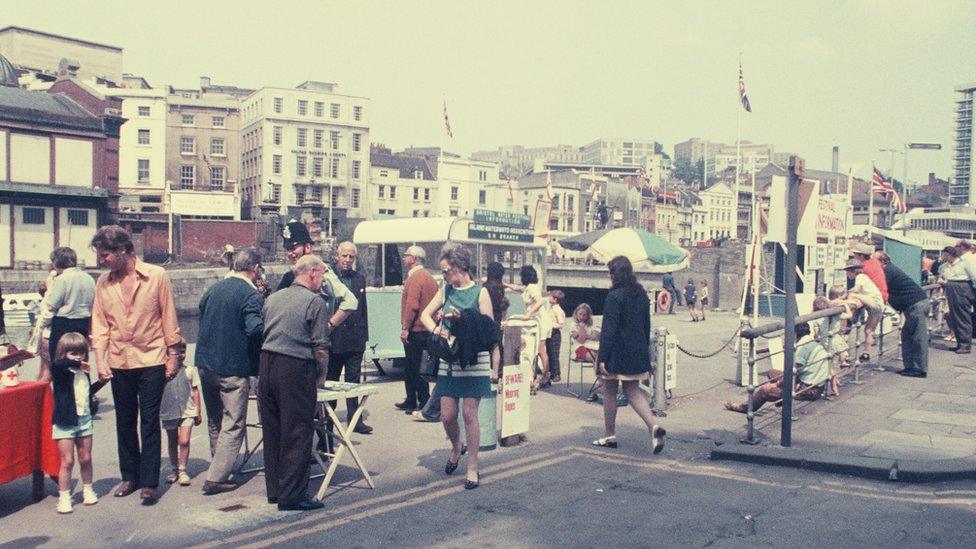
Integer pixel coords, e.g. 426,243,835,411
420,322,460,380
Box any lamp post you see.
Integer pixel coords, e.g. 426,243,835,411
902,142,943,233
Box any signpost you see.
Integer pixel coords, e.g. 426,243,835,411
468,209,534,243
781,156,803,447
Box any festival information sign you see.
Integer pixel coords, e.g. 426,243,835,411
468,209,534,243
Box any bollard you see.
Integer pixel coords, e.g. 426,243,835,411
743,336,758,445
874,314,887,371
653,327,668,413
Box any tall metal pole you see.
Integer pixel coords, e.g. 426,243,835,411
781,155,803,447
328,179,334,237
902,145,909,235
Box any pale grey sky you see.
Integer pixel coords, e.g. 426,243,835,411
4,0,975,184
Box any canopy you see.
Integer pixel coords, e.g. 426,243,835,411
353,216,547,248
559,228,689,272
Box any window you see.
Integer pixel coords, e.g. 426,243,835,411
450,209,458,216
273,97,283,113
296,155,307,176
271,183,281,203
413,210,419,218
181,114,194,126
212,116,224,127
331,188,340,208
138,106,150,117
297,128,307,148
180,165,194,188
313,129,323,149
330,103,340,118
351,188,361,208
137,159,150,183
330,131,339,150
479,170,487,181
390,186,397,199
210,166,225,190
314,101,324,117
378,185,385,198
22,207,45,224
353,106,362,121
273,126,282,146
138,129,150,145
180,136,195,154
414,170,423,179
424,188,430,201
313,157,323,178
378,208,396,216
297,100,308,115
352,160,361,179
273,154,282,174
330,157,339,178
479,190,487,205
211,137,225,156
567,195,574,210
450,186,459,201
413,188,420,201
67,209,89,226
312,187,322,202
296,188,306,203
353,133,362,152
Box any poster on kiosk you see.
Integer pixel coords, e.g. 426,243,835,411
499,320,534,438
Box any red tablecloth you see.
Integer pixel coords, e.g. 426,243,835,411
0,381,60,485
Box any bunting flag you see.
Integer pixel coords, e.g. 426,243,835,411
507,177,516,200
890,188,907,214
871,166,894,194
443,100,453,138
590,180,599,200
546,171,554,200
739,62,752,113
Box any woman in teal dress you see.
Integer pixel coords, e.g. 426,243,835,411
421,244,496,489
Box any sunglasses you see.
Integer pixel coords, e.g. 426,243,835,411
441,268,451,276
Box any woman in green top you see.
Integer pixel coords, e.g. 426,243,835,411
421,244,496,490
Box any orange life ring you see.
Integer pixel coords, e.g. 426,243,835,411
656,290,672,312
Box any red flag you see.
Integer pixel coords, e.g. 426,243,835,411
443,100,453,138
546,171,553,200
590,181,598,200
508,178,516,200
872,166,893,194
739,63,752,113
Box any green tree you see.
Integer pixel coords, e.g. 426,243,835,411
672,159,704,185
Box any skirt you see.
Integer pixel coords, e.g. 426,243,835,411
436,351,493,399
602,372,649,382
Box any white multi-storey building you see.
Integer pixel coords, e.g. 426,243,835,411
581,138,662,166
369,149,437,219
429,153,505,217
698,182,736,239
953,82,975,205
240,81,370,232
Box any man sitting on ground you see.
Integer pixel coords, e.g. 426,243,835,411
724,322,830,413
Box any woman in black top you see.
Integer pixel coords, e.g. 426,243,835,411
592,256,665,453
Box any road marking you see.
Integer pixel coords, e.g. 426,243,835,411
192,449,573,549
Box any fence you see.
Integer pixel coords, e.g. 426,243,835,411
735,283,944,445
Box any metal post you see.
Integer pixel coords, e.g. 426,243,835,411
653,326,667,413
851,320,864,384
781,156,802,447
744,336,757,444
875,314,887,371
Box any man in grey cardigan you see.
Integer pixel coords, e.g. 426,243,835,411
196,249,265,495
259,255,331,512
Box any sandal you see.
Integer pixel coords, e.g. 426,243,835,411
445,457,459,475
464,472,480,490
592,436,617,448
652,426,667,455
165,470,178,484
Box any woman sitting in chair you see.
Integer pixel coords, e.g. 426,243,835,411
724,322,831,413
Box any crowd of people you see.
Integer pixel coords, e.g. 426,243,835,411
15,221,666,515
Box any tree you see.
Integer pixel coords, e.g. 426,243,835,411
672,159,704,186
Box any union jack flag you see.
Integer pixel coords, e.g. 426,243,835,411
739,62,752,113
872,166,906,213
443,100,453,138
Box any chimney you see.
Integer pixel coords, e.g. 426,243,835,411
831,146,839,173
57,58,80,80
200,76,212,89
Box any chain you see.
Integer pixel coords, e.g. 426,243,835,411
675,327,741,359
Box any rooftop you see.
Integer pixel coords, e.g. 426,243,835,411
0,26,122,52
0,85,104,132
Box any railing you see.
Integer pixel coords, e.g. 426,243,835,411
737,283,944,445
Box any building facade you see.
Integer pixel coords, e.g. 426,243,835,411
240,81,370,233
953,82,975,205
431,153,505,217
471,144,582,177
516,170,607,235
368,147,437,218
580,138,662,166
698,182,736,240
0,26,123,84
0,54,123,267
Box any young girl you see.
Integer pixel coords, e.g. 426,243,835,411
684,278,699,322
699,280,709,321
546,290,567,383
570,303,602,401
159,340,202,486
517,265,551,393
812,296,845,397
50,332,97,514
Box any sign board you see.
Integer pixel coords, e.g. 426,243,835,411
765,175,818,246
532,198,553,239
169,191,239,219
473,209,531,228
663,335,677,391
500,363,530,437
468,209,534,243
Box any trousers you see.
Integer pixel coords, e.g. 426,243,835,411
258,351,316,505
402,331,430,408
901,299,931,373
200,369,250,483
326,350,364,421
110,365,166,488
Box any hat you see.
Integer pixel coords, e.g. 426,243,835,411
282,220,312,249
852,242,875,256
842,258,863,271
404,245,426,259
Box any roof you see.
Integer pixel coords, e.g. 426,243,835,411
0,52,17,87
0,86,104,132
370,153,435,180
0,26,122,52
353,216,546,249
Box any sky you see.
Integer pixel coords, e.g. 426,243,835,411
3,0,975,186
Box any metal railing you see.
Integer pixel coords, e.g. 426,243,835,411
737,283,944,445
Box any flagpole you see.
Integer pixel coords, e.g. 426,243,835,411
869,162,875,227
734,54,742,240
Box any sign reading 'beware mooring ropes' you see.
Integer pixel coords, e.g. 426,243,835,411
468,209,534,243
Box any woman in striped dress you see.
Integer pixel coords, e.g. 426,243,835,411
421,244,495,490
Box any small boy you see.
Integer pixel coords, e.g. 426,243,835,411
159,340,202,486
546,290,566,383
684,278,699,322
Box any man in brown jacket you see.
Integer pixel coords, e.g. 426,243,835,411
395,245,439,413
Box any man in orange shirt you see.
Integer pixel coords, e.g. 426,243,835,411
395,245,439,414
91,226,181,505
853,242,889,303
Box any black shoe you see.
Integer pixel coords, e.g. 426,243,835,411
404,408,418,415
278,499,325,512
140,487,158,506
202,480,237,495
267,497,278,504
551,375,561,383
464,473,480,490
898,369,927,378
353,421,374,435
90,396,100,416
394,401,415,411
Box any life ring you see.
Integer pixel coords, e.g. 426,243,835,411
656,290,672,312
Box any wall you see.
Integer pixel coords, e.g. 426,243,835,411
13,205,54,263
58,207,97,266
54,137,93,187
0,205,9,268
9,133,49,183
179,219,265,262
